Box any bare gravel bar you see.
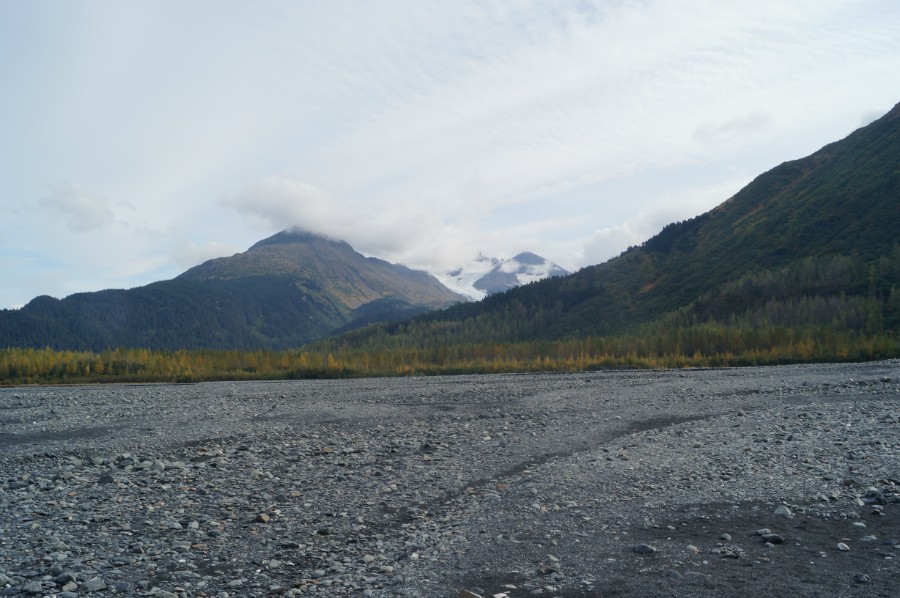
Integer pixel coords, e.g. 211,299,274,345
1,361,899,597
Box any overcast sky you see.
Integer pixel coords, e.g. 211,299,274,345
2,0,899,309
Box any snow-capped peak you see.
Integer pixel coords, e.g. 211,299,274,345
435,252,569,301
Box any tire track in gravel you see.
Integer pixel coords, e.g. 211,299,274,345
0,425,125,447
424,413,711,515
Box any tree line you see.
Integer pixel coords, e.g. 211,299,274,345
1,325,896,385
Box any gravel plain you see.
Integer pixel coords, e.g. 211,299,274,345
1,360,898,598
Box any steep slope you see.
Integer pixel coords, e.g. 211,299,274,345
332,100,900,348
0,230,463,350
436,252,569,300
561,99,900,335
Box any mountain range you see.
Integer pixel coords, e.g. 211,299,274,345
435,253,569,301
2,101,898,356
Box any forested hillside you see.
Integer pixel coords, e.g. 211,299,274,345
316,101,900,359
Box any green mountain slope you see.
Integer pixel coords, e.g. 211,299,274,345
180,230,457,309
0,231,462,350
330,101,900,351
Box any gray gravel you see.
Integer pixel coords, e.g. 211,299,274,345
1,361,898,597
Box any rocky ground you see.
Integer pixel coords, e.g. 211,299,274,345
1,361,898,598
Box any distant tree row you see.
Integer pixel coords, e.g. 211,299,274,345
1,325,897,385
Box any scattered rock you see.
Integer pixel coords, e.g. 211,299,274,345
774,505,792,517
82,578,107,592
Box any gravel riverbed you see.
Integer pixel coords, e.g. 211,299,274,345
1,361,898,597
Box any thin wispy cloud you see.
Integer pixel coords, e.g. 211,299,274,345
1,0,899,308
39,183,115,232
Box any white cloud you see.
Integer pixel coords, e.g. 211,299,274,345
693,112,773,146
171,239,243,269
580,178,748,266
38,183,115,232
223,175,474,271
223,177,335,231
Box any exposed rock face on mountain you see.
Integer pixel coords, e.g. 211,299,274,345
436,252,569,301
0,230,463,350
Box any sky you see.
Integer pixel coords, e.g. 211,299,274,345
2,0,900,309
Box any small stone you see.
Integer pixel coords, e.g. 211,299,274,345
82,578,107,592
23,581,44,595
720,533,732,541
774,505,792,517
363,554,376,563
256,513,271,523
854,573,870,584
761,534,784,544
458,591,485,598
537,562,559,575
837,543,850,551
861,535,877,542
634,544,657,554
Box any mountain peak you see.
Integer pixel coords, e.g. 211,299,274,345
250,229,352,251
509,252,548,267
4,229,463,350
436,252,569,301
